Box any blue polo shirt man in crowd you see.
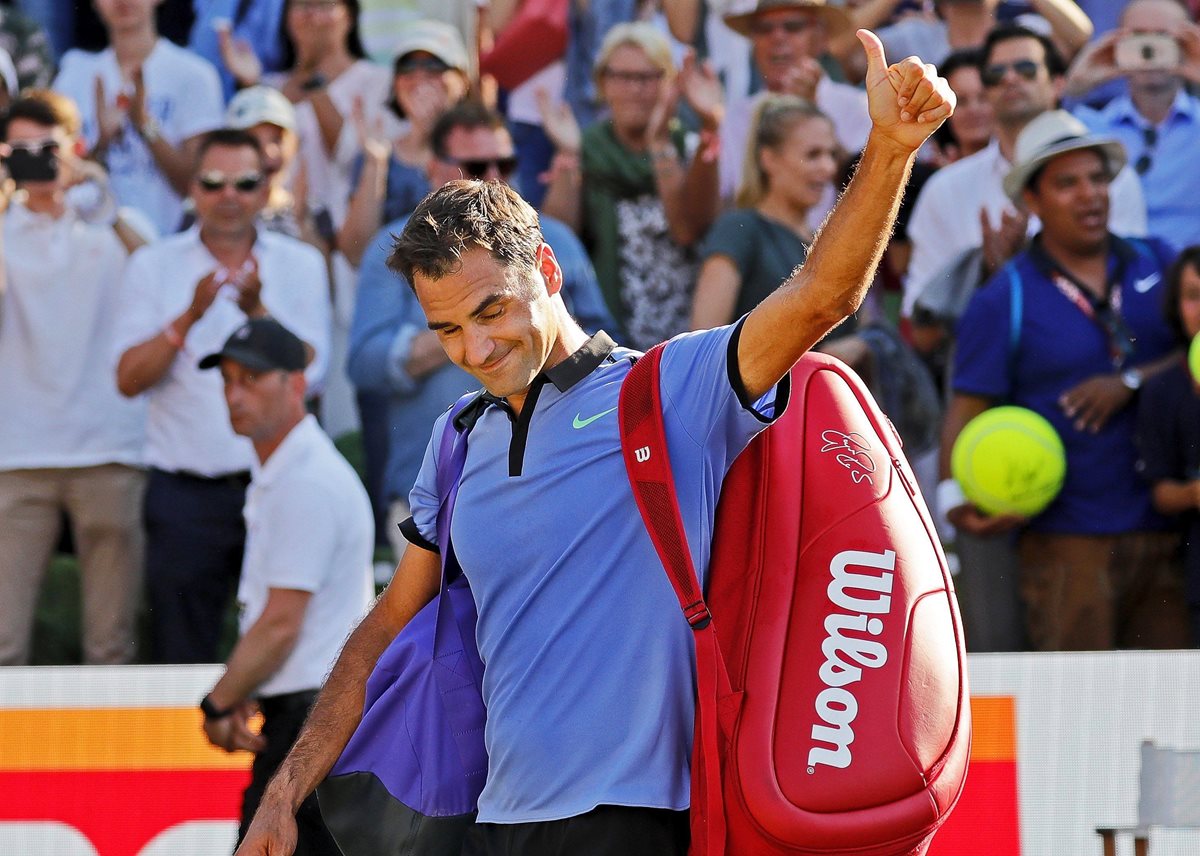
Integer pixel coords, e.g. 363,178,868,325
941,110,1191,652
237,31,957,856
348,101,615,563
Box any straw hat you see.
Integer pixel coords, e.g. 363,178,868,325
1002,110,1127,203
723,0,853,40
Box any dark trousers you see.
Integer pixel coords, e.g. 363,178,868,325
144,468,247,663
238,690,340,856
461,805,689,856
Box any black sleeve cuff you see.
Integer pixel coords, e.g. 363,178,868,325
726,316,792,424
398,516,439,554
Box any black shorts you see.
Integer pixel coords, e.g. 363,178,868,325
461,804,689,856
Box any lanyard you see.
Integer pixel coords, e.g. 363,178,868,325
1033,239,1136,369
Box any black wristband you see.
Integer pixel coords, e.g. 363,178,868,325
200,694,234,721
300,73,327,92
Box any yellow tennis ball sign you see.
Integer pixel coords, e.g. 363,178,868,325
951,406,1066,517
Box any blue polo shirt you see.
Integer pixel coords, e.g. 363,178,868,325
347,214,616,507
404,324,784,823
1075,91,1200,253
953,236,1177,534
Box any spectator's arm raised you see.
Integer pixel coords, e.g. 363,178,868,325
737,31,955,401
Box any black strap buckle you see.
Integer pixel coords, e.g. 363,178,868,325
684,601,712,630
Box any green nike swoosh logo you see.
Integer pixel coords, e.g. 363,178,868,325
572,406,618,429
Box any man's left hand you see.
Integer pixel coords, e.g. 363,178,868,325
857,29,955,153
1059,374,1133,433
235,258,268,318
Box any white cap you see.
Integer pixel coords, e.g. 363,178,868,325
225,85,297,133
391,19,470,73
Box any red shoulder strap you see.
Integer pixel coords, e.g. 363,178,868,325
618,344,731,856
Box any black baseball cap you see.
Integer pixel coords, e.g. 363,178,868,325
198,318,306,372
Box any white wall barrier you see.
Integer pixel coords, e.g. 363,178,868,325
2,653,1198,855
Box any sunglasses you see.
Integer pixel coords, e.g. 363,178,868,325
749,17,812,37
197,171,265,193
4,139,59,156
981,59,1041,87
446,156,519,180
396,56,452,75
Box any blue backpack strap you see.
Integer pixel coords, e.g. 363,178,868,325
1006,264,1023,382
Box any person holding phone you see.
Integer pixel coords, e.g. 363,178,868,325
1068,0,1200,252
0,90,148,666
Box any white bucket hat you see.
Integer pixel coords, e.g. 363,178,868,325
1002,110,1127,203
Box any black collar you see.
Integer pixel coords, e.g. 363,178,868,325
452,331,618,432
543,331,617,392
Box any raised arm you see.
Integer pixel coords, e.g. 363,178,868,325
234,542,442,856
737,31,955,400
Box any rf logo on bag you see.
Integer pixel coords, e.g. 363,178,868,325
819,430,876,485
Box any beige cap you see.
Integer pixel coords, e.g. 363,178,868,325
225,85,297,133
391,19,470,73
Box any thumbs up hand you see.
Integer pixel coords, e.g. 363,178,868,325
857,29,955,153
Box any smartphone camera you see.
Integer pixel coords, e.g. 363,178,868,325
1115,33,1181,71
1,141,60,183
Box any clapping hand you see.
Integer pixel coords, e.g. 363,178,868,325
352,95,391,166
645,76,682,148
980,207,1029,275
857,29,955,153
216,19,263,88
536,88,581,154
678,50,724,131
93,75,128,152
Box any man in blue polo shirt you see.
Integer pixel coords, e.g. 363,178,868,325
348,101,615,565
237,31,957,856
941,109,1191,652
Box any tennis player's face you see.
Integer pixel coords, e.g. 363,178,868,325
414,244,564,412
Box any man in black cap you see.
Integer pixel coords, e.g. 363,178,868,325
198,319,374,855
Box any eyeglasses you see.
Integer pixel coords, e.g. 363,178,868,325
395,55,452,75
1135,126,1158,175
197,171,265,193
601,69,665,87
749,17,812,37
980,59,1041,87
445,156,519,180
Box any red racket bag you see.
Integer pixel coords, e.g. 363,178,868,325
620,347,970,856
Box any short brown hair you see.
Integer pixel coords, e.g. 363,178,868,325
2,89,82,138
389,180,543,286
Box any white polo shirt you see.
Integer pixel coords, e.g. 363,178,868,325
112,227,331,477
239,415,374,697
903,139,1149,317
54,39,225,235
0,199,145,470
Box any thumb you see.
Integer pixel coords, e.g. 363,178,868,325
856,29,887,83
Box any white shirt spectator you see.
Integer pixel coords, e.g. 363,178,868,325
54,39,225,234
903,139,1149,317
113,227,331,476
719,78,871,211
239,414,373,697
263,61,398,228
0,198,145,470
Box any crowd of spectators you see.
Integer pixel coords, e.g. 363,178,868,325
3,0,1200,668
